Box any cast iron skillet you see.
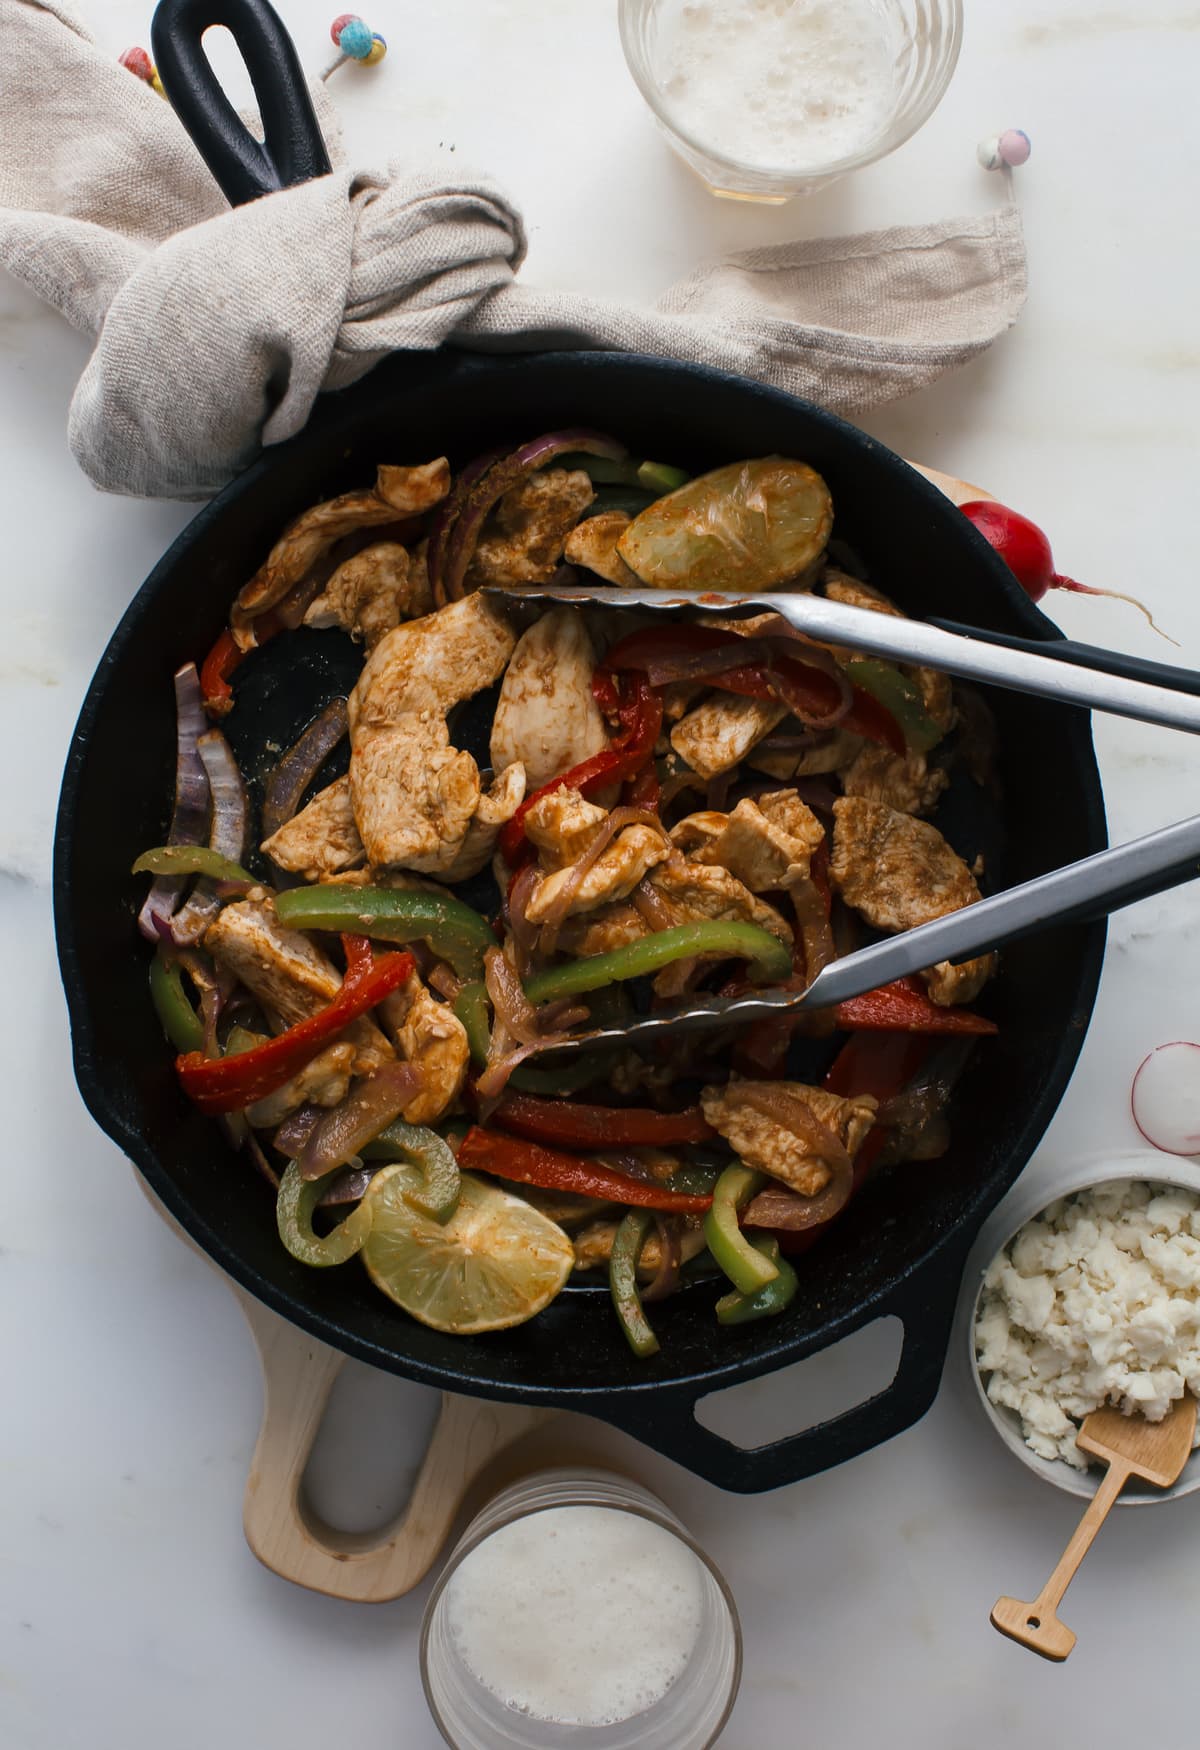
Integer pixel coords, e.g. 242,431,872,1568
53,0,1106,1492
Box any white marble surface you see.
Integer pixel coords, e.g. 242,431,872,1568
5,3,1200,1746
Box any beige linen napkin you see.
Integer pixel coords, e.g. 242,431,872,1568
0,0,1027,500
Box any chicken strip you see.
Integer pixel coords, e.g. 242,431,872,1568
839,743,948,816
572,1220,708,1273
232,460,450,646
243,1042,356,1129
465,469,595,588
261,775,364,880
350,593,516,730
205,897,391,1072
525,825,670,924
304,540,433,647
348,596,517,873
379,971,469,1126
671,792,824,891
556,900,650,958
822,570,954,732
437,763,527,883
830,796,993,1005
490,607,608,789
523,787,609,870
563,510,638,586
701,1081,877,1197
649,853,793,945
350,717,481,874
670,693,789,780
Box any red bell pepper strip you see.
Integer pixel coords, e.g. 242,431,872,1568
456,1127,714,1212
498,674,662,863
176,936,414,1115
833,976,998,1036
200,628,245,717
487,1089,714,1148
600,624,904,756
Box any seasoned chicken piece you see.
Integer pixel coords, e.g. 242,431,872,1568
746,728,863,781
351,718,480,874
572,1220,708,1273
701,1081,877,1197
670,694,789,780
557,901,650,958
350,594,516,730
347,596,518,874
525,825,669,924
649,853,793,945
304,540,433,647
830,796,993,1005
232,460,450,646
490,608,608,789
823,570,954,731
261,775,364,880
465,469,595,588
660,680,707,723
244,1042,356,1129
671,792,824,891
379,971,469,1125
437,764,527,883
204,898,391,1073
523,787,609,871
840,743,948,816
563,511,638,586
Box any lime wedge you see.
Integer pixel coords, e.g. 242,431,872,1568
361,1167,574,1334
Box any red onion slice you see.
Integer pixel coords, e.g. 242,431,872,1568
536,807,669,956
1131,1042,1200,1156
743,1179,851,1231
298,1062,425,1180
642,1216,682,1302
484,945,544,1047
262,699,349,839
442,429,627,600
732,1083,854,1177
167,728,250,945
427,446,508,605
137,663,210,942
642,639,774,687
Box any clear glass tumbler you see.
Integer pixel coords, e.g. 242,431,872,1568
420,1468,742,1749
619,0,963,201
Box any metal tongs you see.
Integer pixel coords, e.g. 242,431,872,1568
484,583,1200,1052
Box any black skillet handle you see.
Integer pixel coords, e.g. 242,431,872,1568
151,0,332,207
596,1246,970,1493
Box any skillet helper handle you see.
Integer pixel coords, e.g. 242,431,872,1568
597,1251,967,1491
990,1459,1131,1662
151,0,332,207
234,1290,552,1602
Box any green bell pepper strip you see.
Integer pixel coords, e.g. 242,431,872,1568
453,981,612,1096
843,660,944,754
704,1165,780,1294
524,921,792,1005
274,886,495,982
558,453,689,494
276,1160,374,1267
134,845,255,883
149,952,205,1054
359,1119,461,1222
715,1236,798,1325
610,1211,661,1358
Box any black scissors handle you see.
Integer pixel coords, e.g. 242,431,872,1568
151,0,332,207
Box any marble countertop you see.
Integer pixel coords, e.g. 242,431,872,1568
6,3,1200,1745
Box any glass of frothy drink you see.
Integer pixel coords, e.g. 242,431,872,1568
620,0,962,200
421,1469,742,1749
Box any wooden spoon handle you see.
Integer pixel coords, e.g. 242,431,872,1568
990,1460,1130,1660
235,1288,552,1602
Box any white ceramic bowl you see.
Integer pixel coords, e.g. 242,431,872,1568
955,1150,1200,1503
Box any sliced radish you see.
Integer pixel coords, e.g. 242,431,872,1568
1131,1043,1200,1156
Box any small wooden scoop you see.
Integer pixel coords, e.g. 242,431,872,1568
991,1394,1196,1661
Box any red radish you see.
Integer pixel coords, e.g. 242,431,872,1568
959,500,1175,643
1131,1042,1200,1155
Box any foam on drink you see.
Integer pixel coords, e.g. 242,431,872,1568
648,0,900,171
442,1505,706,1727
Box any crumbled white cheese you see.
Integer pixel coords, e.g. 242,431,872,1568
975,1180,1200,1470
